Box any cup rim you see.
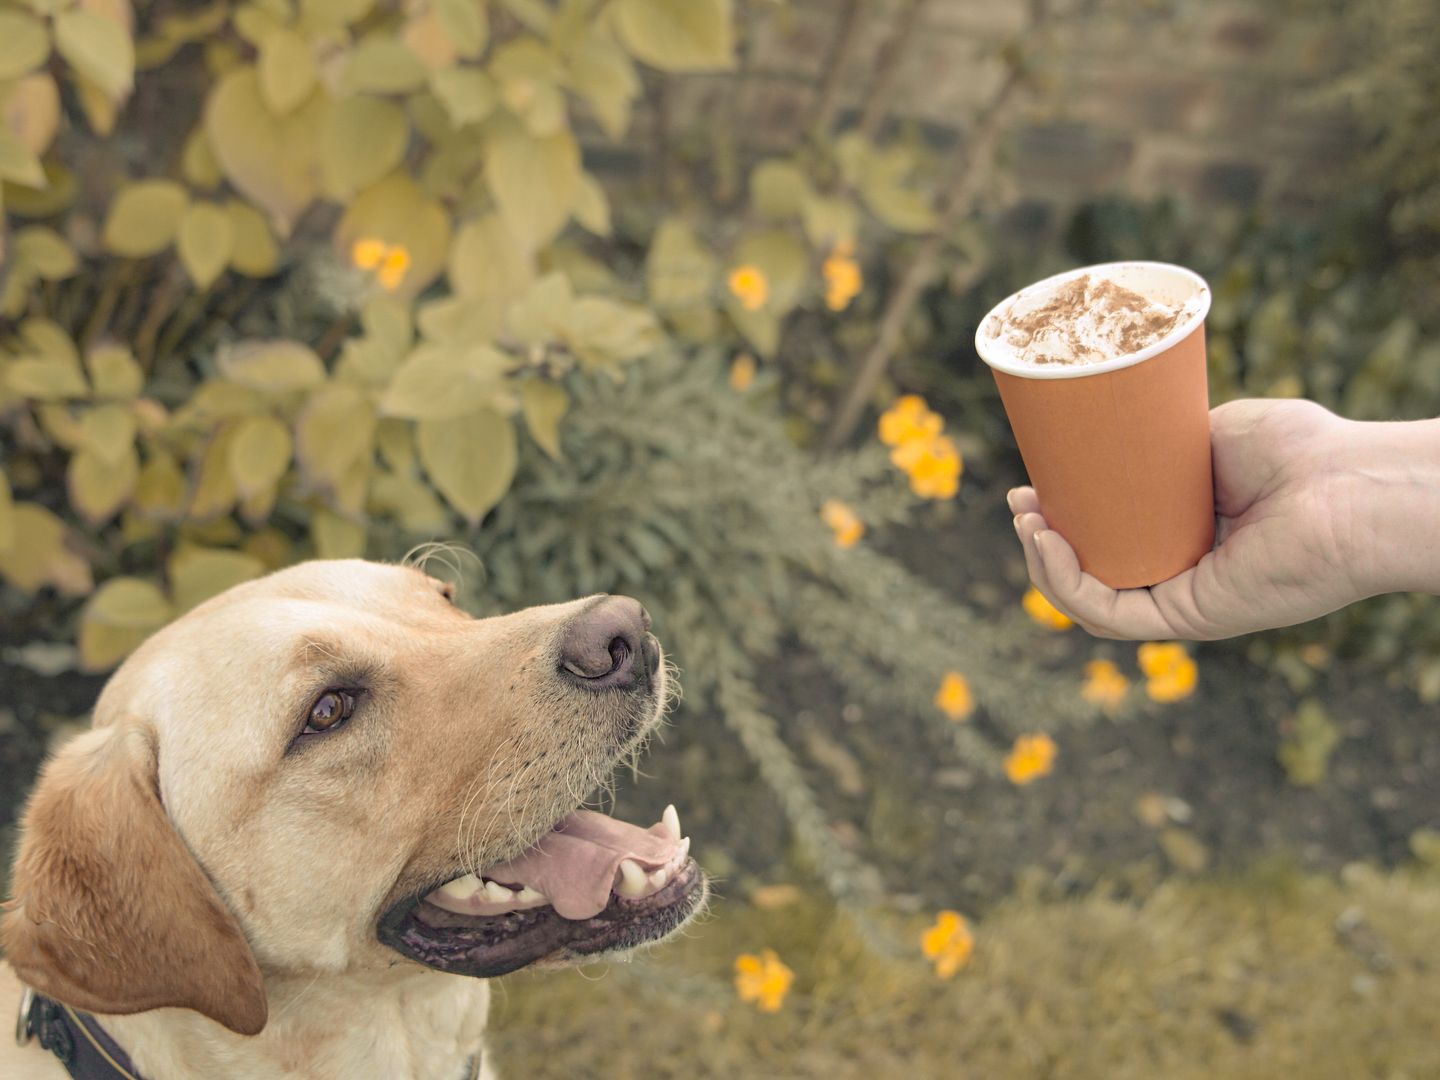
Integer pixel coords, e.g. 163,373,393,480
973,261,1211,380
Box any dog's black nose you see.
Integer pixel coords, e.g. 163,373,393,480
559,596,653,690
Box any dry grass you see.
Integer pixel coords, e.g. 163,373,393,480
488,863,1440,1079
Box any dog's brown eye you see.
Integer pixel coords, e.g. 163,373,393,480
306,690,356,734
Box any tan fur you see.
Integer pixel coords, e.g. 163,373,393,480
1,559,667,1080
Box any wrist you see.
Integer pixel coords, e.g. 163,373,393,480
1334,415,1440,598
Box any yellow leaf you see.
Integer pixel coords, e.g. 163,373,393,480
560,297,662,368
402,7,458,71
78,619,149,671
567,32,638,139
448,212,533,303
321,96,409,200
2,160,77,218
188,424,241,519
71,68,119,135
176,201,235,289
226,199,281,277
13,226,78,279
380,343,513,420
417,408,517,524
299,0,376,31
217,339,327,393
369,470,449,532
520,379,567,459
2,73,62,156
205,67,325,234
750,159,810,220
732,230,808,314
83,576,173,628
484,121,580,252
0,470,14,551
0,503,92,594
573,172,611,237
228,413,293,498
181,125,224,190
133,451,187,521
334,172,450,298
801,193,859,249
85,345,143,400
0,11,50,79
375,417,416,472
429,66,496,128
296,382,377,487
0,125,46,187
343,37,428,94
417,295,503,345
6,358,88,400
311,507,366,559
37,405,84,450
258,28,316,115
613,0,734,73
169,546,265,611
54,9,135,101
103,180,189,257
68,443,139,524
646,218,716,311
433,0,488,57
78,402,137,464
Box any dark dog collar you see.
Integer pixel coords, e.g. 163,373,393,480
16,984,484,1079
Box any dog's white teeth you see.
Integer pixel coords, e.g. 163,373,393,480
617,858,648,897
662,804,681,842
649,866,671,889
482,880,514,903
516,886,546,904
437,873,481,901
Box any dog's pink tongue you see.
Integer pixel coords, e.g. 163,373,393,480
485,811,677,920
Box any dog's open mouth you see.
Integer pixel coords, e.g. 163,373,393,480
377,805,706,977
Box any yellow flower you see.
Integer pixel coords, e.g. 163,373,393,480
377,245,411,291
878,395,943,447
734,949,794,1012
934,671,975,721
351,237,388,270
891,434,962,500
822,244,862,312
1022,587,1074,631
921,910,974,978
728,264,769,312
730,353,757,392
1138,642,1198,703
1004,733,1057,786
820,499,864,549
1081,659,1129,711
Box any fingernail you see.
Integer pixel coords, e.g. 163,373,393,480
1005,491,1018,513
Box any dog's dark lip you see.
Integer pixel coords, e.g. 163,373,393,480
377,860,706,977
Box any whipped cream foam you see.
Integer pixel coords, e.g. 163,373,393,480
980,270,1207,370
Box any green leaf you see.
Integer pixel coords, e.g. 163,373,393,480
801,193,859,248
68,443,139,524
322,96,409,199
614,0,734,73
205,67,326,234
169,546,265,611
0,470,15,552
343,37,428,95
188,425,241,519
79,403,137,465
78,577,173,670
573,172,611,237
429,66,496,128
13,226,78,280
181,125,224,190
417,408,516,524
259,28,317,115
0,503,93,595
484,121,580,252
85,345,143,400
226,200,281,276
228,414,293,498
218,340,327,393
133,451,187,521
567,32,639,139
335,171,451,298
646,218,716,311
0,125,46,187
103,180,189,257
6,357,88,400
295,382,377,487
300,0,376,31
448,213,533,303
380,343,513,420
433,0,488,57
311,508,367,559
3,72,62,157
733,229,809,314
369,471,449,532
751,159,810,220
521,379,567,459
54,9,135,101
560,297,662,368
0,12,50,79
177,201,235,288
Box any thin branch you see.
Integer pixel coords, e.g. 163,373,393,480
858,0,930,140
807,0,866,137
823,63,1028,450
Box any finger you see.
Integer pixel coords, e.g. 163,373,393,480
1034,530,1189,641
1006,487,1041,515
1013,516,1126,638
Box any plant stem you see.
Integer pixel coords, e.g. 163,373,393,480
808,0,867,137
316,311,357,362
135,264,190,372
858,0,930,140
79,261,136,350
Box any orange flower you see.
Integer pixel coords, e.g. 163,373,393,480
1138,642,1198,703
891,434,962,500
1081,659,1129,711
921,910,974,978
1004,733,1057,786
820,499,864,549
377,245,411,291
734,949,794,1012
822,244,862,312
351,237,388,270
352,237,412,292
728,265,769,311
730,353,757,392
1022,587,1073,631
878,395,943,448
934,671,975,721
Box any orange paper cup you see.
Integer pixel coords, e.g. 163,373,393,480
975,261,1214,590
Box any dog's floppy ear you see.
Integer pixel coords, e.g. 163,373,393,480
0,722,267,1035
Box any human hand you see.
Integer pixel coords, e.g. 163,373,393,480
1009,398,1372,640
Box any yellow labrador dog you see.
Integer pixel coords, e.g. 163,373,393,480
1,559,705,1079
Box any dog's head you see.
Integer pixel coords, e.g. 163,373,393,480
0,559,705,1035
